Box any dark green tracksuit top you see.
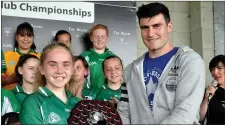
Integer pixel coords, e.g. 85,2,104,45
81,48,115,90
20,86,81,124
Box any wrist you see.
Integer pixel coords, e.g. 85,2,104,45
203,96,209,102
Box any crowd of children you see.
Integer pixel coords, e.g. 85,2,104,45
1,22,125,124
3,5,224,123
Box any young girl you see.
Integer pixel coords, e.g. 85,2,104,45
69,55,99,100
54,30,72,47
81,24,115,90
3,22,40,90
96,55,124,102
20,43,81,124
68,55,89,98
12,54,40,105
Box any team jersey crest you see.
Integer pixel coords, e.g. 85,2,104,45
48,112,61,123
9,60,15,66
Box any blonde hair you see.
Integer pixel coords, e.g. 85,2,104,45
66,76,78,96
38,42,75,94
89,24,108,38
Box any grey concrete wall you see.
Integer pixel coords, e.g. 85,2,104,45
190,2,215,84
214,2,225,55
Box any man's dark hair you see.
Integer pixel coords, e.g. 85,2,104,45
54,30,72,42
209,55,225,71
136,2,171,24
14,22,36,51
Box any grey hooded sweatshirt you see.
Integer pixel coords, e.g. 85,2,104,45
117,46,205,124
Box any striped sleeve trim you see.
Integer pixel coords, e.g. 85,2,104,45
120,97,129,102
121,89,127,94
120,83,129,102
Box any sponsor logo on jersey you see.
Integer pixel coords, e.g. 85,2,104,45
9,60,15,66
48,112,61,123
89,61,97,66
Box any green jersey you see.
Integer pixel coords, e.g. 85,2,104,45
1,49,6,73
1,88,20,115
96,84,122,101
20,86,81,124
81,48,114,89
11,85,28,105
82,79,101,100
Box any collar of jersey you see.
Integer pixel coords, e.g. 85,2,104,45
38,86,72,98
90,47,109,54
84,79,91,89
15,84,25,93
14,47,34,55
103,83,121,91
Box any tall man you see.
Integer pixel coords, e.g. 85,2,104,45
117,2,205,124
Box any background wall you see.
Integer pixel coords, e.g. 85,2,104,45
1,1,224,84
1,1,137,67
214,2,225,55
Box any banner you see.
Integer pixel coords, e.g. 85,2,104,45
1,2,137,67
2,2,94,23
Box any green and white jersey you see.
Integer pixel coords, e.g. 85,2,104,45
1,49,6,73
82,79,101,100
81,48,114,89
1,88,20,116
12,84,28,105
20,86,81,124
96,84,122,101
